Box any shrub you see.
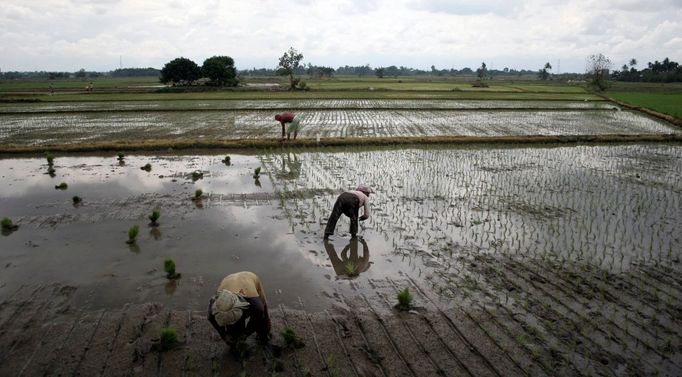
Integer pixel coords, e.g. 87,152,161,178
141,163,152,172
55,182,68,190
396,287,413,311
126,225,139,244
159,327,177,351
280,326,305,349
164,257,177,278
148,209,161,225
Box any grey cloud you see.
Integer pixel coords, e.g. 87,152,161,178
408,0,521,15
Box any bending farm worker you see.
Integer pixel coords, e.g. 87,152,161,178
274,112,295,140
324,184,374,239
287,115,302,140
207,271,272,346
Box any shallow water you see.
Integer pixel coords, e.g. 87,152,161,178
2,144,681,312
0,153,408,311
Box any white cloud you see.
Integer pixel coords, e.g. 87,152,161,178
0,0,680,72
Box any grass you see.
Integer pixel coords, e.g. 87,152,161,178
608,92,682,120
159,326,178,351
164,257,177,278
126,225,139,244
280,326,305,349
396,287,413,311
1,217,14,229
148,209,160,226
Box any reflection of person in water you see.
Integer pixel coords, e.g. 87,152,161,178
324,237,371,277
277,153,302,180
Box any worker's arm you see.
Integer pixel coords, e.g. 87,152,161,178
254,275,272,333
359,199,370,221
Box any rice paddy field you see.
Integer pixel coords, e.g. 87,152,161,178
0,101,677,148
1,84,681,375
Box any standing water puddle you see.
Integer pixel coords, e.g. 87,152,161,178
0,153,407,311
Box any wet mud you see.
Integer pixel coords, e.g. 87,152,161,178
1,146,681,376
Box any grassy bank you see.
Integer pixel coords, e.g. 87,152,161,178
608,92,682,120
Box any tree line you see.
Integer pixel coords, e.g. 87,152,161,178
612,57,682,83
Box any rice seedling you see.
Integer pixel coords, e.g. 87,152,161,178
164,257,180,279
47,166,56,177
140,163,152,172
280,326,305,349
343,261,358,277
55,182,68,190
191,170,203,181
222,156,231,165
253,167,261,179
126,225,139,244
193,189,203,200
148,209,161,226
1,217,19,231
72,195,82,205
396,287,413,311
116,152,125,161
159,326,178,351
45,152,54,166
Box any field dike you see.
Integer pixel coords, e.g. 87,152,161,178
1,133,681,155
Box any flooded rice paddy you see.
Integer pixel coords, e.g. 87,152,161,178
0,108,675,147
1,143,681,375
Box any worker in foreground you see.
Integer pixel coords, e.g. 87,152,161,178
324,184,374,239
207,271,272,346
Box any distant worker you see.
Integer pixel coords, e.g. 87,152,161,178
274,112,295,140
287,115,302,140
207,271,272,346
324,184,374,239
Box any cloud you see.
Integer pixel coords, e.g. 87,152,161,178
0,0,680,72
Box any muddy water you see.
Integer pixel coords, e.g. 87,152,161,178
0,153,407,311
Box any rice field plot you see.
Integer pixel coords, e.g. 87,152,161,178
0,108,676,147
0,99,614,113
262,143,682,375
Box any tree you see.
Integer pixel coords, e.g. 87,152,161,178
160,57,201,85
586,53,612,91
201,56,238,86
629,58,637,68
375,67,385,78
75,68,86,78
277,47,304,90
476,62,488,80
538,62,552,80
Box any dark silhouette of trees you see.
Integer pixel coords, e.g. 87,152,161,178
160,57,201,85
538,62,552,80
202,56,238,86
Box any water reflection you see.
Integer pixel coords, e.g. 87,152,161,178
276,153,302,180
128,243,141,253
150,227,162,240
324,237,371,278
165,279,177,295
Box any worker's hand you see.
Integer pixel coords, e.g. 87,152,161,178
359,215,368,221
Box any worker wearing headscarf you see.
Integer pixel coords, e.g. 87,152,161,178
324,184,374,239
207,271,271,345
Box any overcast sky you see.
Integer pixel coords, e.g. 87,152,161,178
1,0,681,73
